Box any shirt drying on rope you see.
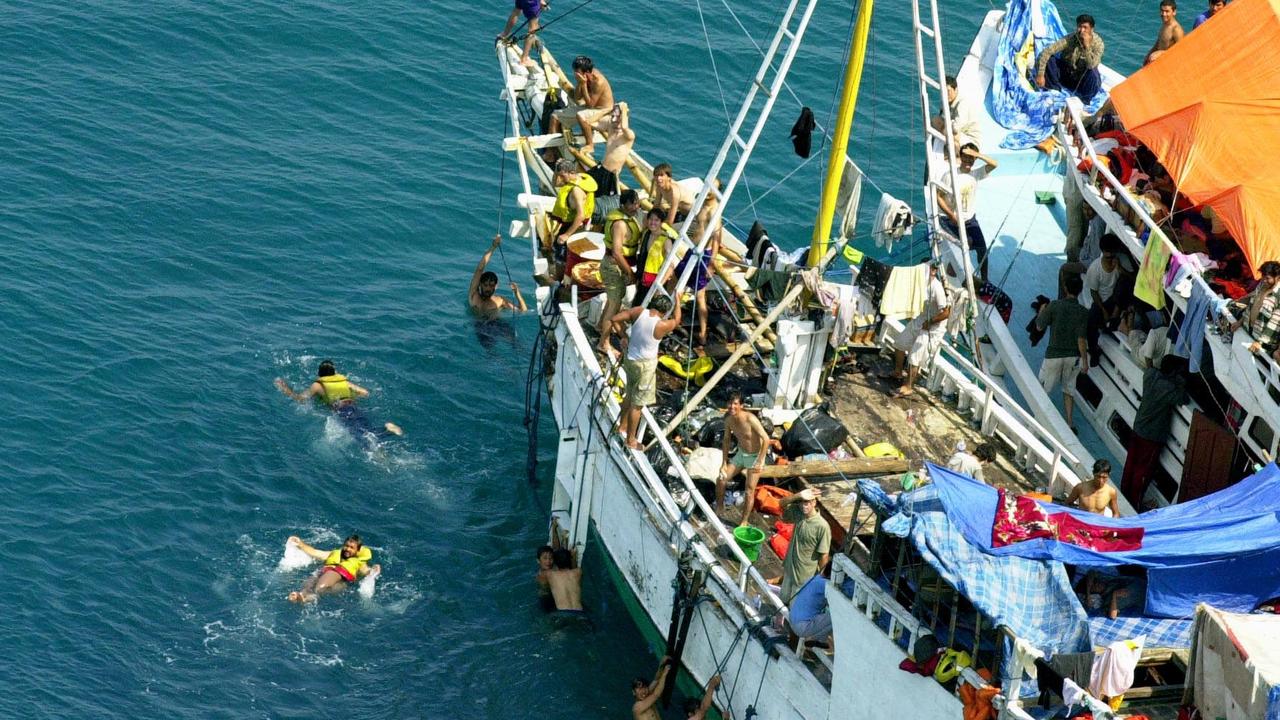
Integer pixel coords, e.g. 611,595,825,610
790,106,817,158
873,193,913,253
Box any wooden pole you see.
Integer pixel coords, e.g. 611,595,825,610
713,260,778,344
756,456,908,480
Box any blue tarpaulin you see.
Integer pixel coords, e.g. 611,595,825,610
991,0,1109,149
929,462,1280,617
883,487,1091,685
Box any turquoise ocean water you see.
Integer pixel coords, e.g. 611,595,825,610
2,1,1151,717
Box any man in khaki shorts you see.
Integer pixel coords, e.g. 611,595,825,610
1036,273,1090,431
610,295,681,448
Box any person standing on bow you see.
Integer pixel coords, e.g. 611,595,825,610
597,190,641,355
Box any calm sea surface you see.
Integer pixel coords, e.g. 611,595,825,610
1,1,1150,716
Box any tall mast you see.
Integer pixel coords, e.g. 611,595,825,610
807,0,875,267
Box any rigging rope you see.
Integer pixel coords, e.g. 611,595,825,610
512,0,603,44
494,109,515,284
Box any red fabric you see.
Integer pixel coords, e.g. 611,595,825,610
774,521,794,540
1120,434,1163,508
323,564,356,582
754,485,792,516
991,489,1144,551
769,534,790,559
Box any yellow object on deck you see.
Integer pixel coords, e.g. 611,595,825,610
862,442,905,460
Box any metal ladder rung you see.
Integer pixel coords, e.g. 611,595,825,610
926,126,948,142
927,178,952,193
916,23,936,39
922,75,941,91
782,27,796,40
732,133,748,150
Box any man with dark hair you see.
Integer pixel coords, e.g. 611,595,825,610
936,143,998,283
285,533,379,603
1035,15,1105,102
1192,0,1226,29
535,544,555,610
275,361,403,443
885,262,951,397
469,234,526,317
1066,459,1120,516
1146,0,1184,64
636,207,673,305
566,55,615,155
683,675,721,719
598,189,641,353
1036,273,1090,431
632,657,673,720
1085,233,1131,363
545,546,582,612
947,441,996,483
1120,354,1188,507
931,75,981,149
610,296,682,448
1228,260,1280,362
550,159,597,264
718,391,771,525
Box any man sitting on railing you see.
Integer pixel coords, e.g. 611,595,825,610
1227,260,1280,363
1035,14,1105,103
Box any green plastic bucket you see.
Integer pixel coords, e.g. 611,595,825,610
732,525,767,562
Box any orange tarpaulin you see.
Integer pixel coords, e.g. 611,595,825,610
1109,0,1280,276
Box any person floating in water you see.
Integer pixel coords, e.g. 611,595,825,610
275,360,403,445
286,534,380,603
469,234,527,319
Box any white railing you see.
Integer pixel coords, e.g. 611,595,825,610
1058,99,1280,404
555,303,788,617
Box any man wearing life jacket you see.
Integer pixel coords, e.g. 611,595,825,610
275,360,403,444
597,189,641,354
286,533,379,603
469,234,527,319
550,158,596,263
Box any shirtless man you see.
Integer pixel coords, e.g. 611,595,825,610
683,675,722,720
568,55,614,155
1145,0,1184,64
718,392,771,526
600,101,635,178
535,544,555,610
469,235,527,318
631,657,673,720
1065,459,1121,516
650,163,694,227
545,547,583,612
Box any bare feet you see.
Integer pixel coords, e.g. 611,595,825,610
287,591,316,604
384,422,403,436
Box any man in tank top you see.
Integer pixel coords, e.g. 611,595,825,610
608,295,682,448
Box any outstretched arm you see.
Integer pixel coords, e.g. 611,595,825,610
634,659,672,713
345,382,372,398
287,536,330,561
510,283,528,313
276,379,322,403
689,675,722,720
471,235,502,298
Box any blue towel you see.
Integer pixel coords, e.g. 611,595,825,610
1175,282,1211,372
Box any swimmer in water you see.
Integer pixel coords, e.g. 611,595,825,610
275,360,403,443
470,234,527,319
286,534,380,603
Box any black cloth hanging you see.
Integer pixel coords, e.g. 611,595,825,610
855,256,891,307
790,107,817,158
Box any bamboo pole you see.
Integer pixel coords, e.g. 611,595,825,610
713,260,778,344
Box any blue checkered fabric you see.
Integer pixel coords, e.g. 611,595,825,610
1089,615,1193,649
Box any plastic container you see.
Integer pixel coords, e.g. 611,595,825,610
732,526,766,562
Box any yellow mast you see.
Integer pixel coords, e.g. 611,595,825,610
807,0,875,267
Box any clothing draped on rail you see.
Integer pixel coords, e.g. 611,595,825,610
879,263,929,321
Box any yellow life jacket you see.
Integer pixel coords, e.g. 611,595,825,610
551,173,597,224
316,373,355,406
604,208,641,258
324,546,372,579
643,229,668,276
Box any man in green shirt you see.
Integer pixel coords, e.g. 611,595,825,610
1036,274,1091,431
778,488,831,603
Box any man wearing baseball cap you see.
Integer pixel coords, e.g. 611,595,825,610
778,487,831,603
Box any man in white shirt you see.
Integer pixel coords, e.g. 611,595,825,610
931,75,981,150
937,143,998,283
946,442,996,483
1084,234,1131,363
887,263,951,398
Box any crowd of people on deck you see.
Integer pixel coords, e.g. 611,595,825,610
485,0,1280,711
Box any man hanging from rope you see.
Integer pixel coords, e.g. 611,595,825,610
470,234,527,318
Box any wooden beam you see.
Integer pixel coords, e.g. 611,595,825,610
713,260,778,344
756,457,908,480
